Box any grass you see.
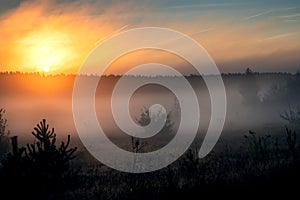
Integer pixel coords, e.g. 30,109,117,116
57,126,300,199
1,112,300,199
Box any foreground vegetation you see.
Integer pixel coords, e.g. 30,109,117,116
0,108,300,199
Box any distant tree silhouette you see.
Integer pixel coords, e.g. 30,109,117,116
136,107,173,137
245,67,253,75
130,107,174,154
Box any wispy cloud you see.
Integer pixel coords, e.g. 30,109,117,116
115,24,130,33
259,32,296,42
191,27,215,35
284,7,298,10
169,2,245,9
94,37,107,46
243,7,297,21
243,10,273,20
279,13,300,18
284,19,298,22
149,27,216,49
94,24,130,45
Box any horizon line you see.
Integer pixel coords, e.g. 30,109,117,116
0,70,298,77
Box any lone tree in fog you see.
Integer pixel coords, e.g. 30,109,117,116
1,119,78,179
131,107,174,153
245,67,253,75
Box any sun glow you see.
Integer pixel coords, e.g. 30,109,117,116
17,30,74,73
0,0,129,74
43,66,50,73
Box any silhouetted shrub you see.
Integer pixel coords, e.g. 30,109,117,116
285,127,299,162
2,119,78,178
280,105,300,125
244,131,273,169
1,119,78,199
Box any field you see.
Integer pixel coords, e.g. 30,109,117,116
1,72,300,199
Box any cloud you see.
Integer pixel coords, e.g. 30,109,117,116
169,2,246,9
259,32,296,41
94,24,130,45
243,7,297,21
279,13,300,18
0,0,20,13
243,10,273,20
0,0,135,73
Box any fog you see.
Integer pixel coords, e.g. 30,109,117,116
1,72,299,148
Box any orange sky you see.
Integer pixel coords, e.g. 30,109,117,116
0,0,124,74
0,0,299,74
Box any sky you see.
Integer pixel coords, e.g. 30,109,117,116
0,0,299,74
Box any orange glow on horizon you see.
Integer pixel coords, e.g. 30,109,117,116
0,0,121,74
17,30,73,73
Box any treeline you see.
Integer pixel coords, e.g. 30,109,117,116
0,68,300,78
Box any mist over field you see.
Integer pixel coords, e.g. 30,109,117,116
1,72,299,148
1,71,300,199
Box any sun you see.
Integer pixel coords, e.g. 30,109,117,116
16,29,77,74
43,66,50,73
